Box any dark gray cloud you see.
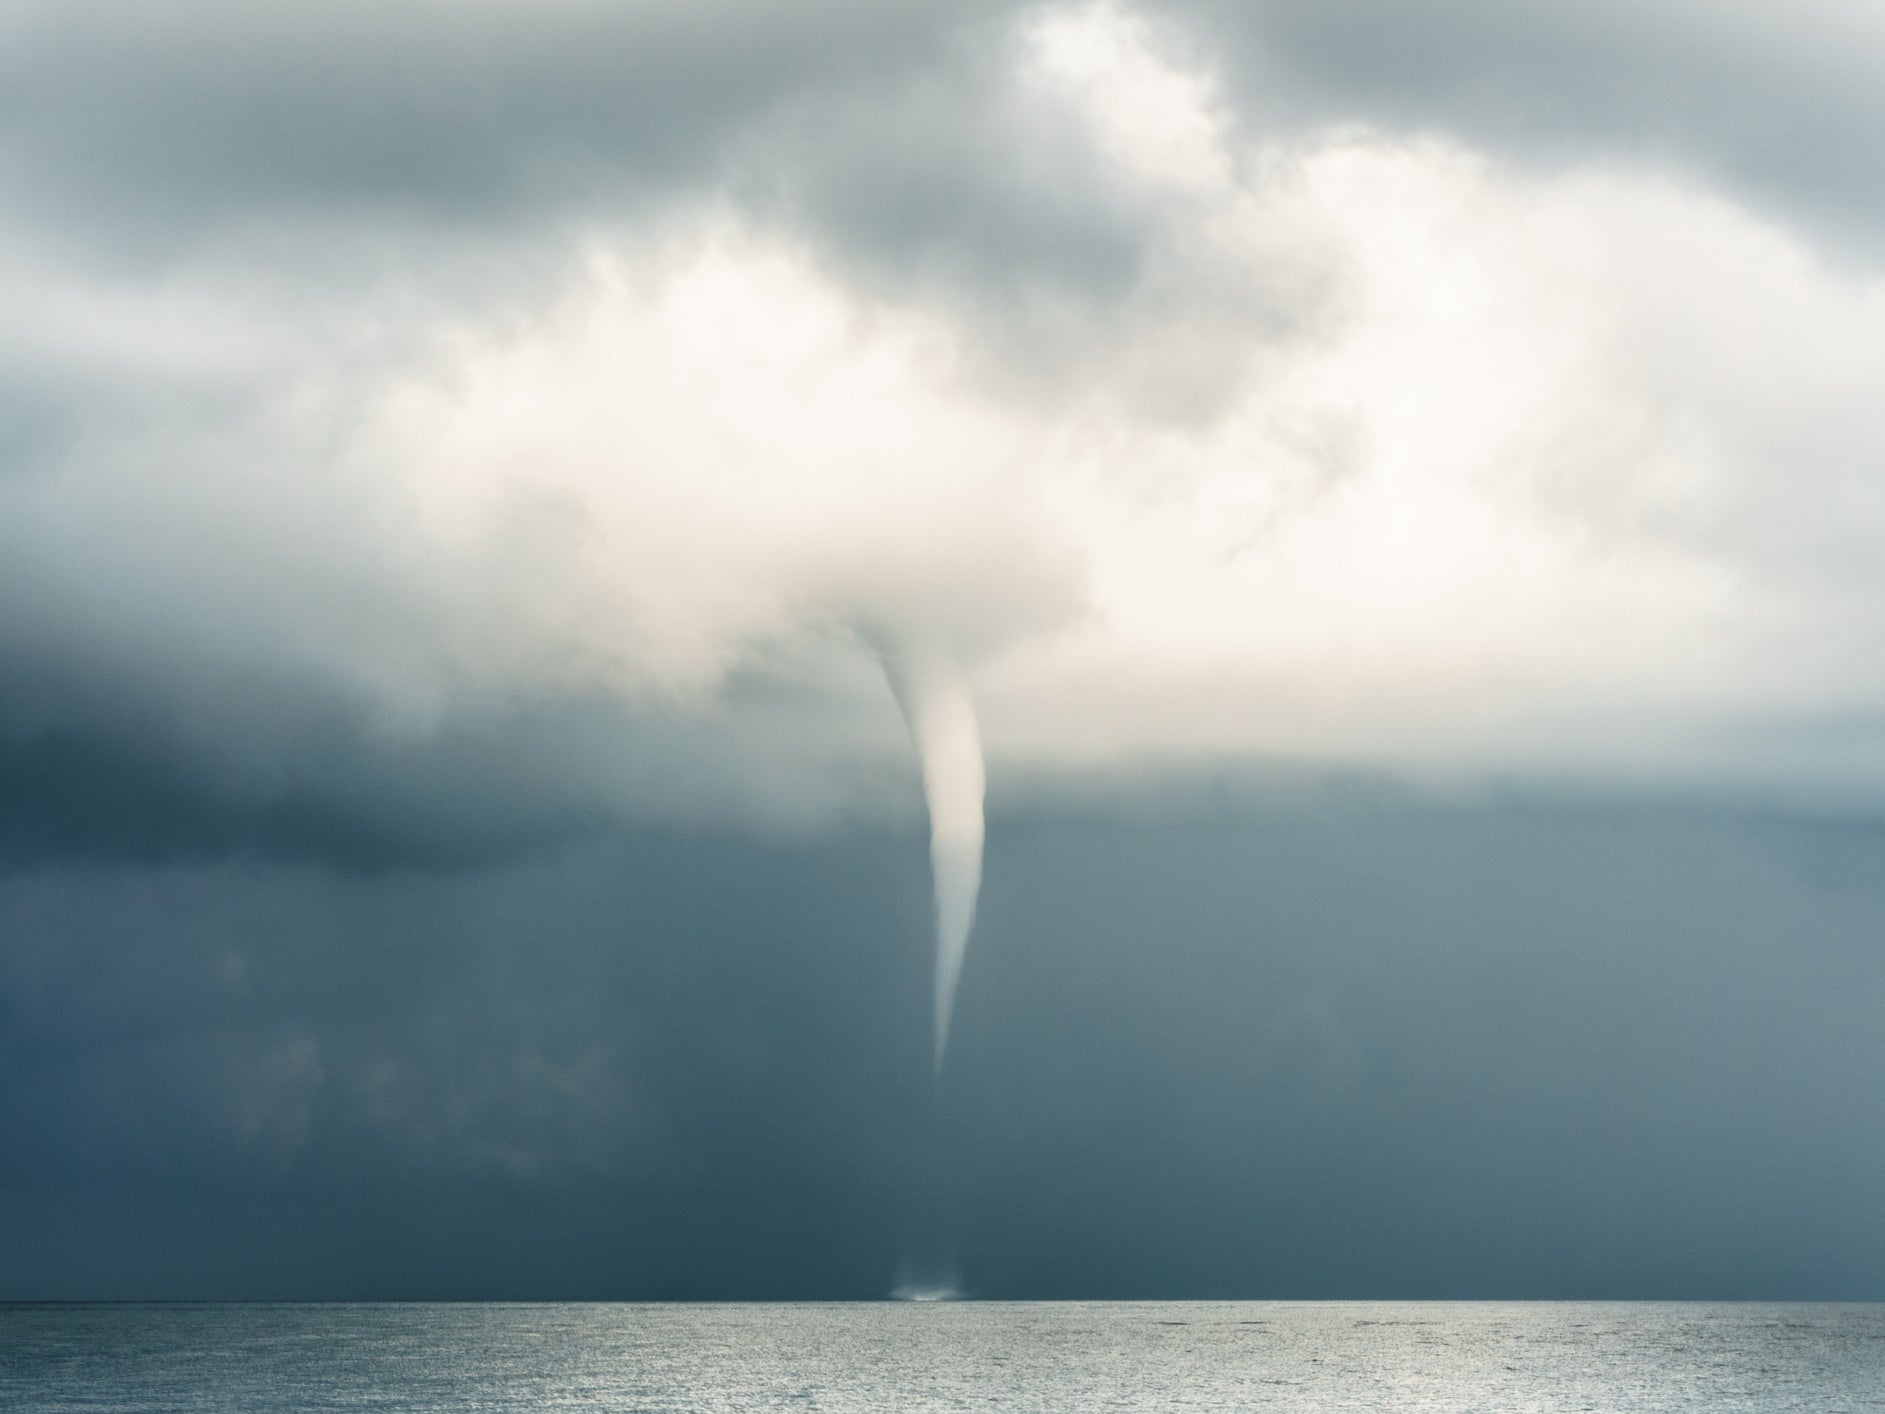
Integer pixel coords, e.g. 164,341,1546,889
0,0,1211,442
0,1,1007,246
7,0,1879,314
0,0,1165,320
0,689,589,871
0,636,911,871
3,790,1882,1298
753,62,1158,320
1152,0,1885,257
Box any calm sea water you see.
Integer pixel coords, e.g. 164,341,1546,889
3,1301,1881,1412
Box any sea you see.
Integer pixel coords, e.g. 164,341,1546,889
2,1301,1881,1412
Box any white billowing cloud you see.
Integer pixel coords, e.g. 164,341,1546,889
370,231,1084,699
1025,3,1231,194
8,1,1885,834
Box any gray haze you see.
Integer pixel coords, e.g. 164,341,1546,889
3,787,1884,1299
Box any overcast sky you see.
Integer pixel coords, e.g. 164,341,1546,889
4,0,1885,1299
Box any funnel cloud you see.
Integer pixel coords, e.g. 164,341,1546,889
885,647,986,1073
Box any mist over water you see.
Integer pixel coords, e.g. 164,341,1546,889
893,1079,964,1302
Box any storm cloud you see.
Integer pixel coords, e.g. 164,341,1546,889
6,0,1885,862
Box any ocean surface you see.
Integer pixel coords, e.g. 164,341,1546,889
3,1301,1882,1412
